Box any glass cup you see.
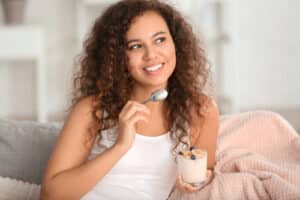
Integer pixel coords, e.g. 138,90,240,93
177,148,207,187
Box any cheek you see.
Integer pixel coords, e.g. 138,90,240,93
168,45,176,67
127,53,143,76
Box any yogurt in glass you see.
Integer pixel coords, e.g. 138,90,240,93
177,148,207,185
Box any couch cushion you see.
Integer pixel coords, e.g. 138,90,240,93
0,176,40,200
0,118,62,184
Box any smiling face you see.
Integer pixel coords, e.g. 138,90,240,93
125,11,176,90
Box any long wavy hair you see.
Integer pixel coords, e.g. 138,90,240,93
72,0,211,150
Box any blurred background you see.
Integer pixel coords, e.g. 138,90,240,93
0,0,299,132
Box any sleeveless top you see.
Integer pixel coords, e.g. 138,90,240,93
80,125,186,200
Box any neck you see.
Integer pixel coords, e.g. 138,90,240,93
130,83,167,103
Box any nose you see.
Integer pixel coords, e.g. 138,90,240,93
143,46,157,61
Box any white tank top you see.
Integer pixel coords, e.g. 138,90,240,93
81,126,178,200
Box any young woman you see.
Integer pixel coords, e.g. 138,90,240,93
41,0,219,199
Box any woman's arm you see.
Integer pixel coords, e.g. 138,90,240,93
190,96,220,170
40,97,128,200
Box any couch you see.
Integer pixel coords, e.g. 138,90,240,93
0,118,62,200
0,111,299,200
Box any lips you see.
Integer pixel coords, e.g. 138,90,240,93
143,63,164,72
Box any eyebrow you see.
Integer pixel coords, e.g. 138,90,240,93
126,31,166,45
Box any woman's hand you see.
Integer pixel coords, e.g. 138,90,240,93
115,100,150,151
176,176,199,193
176,170,213,193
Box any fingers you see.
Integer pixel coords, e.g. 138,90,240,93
207,169,212,177
205,170,214,184
176,176,199,193
128,112,149,124
119,101,150,122
185,184,199,192
116,101,151,150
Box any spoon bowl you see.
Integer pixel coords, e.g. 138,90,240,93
142,89,168,104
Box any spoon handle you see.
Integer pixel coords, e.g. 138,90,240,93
141,99,151,104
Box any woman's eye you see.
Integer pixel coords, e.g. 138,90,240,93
128,44,142,50
155,37,166,44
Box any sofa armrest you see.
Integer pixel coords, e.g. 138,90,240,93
0,118,62,184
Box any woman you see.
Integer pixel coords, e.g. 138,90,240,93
41,0,219,199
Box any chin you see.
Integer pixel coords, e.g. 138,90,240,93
139,80,168,89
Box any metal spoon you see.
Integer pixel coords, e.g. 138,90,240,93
141,89,168,104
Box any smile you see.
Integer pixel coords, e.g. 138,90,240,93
143,63,164,72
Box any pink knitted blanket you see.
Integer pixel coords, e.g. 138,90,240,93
169,110,300,200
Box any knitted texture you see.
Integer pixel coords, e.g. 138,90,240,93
169,110,300,200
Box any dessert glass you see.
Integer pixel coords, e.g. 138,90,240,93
177,148,208,187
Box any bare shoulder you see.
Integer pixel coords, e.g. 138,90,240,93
67,96,98,129
42,96,101,182
190,95,220,169
199,95,219,116
191,94,219,125
70,95,97,117
63,96,101,143
61,95,102,151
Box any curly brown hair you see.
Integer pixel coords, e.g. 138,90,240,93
72,0,211,150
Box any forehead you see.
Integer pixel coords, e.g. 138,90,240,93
126,11,170,39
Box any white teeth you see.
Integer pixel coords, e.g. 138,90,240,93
144,64,163,72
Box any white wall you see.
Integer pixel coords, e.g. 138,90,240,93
166,0,300,130
222,0,300,130
0,1,300,129
0,0,77,121
230,0,300,109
